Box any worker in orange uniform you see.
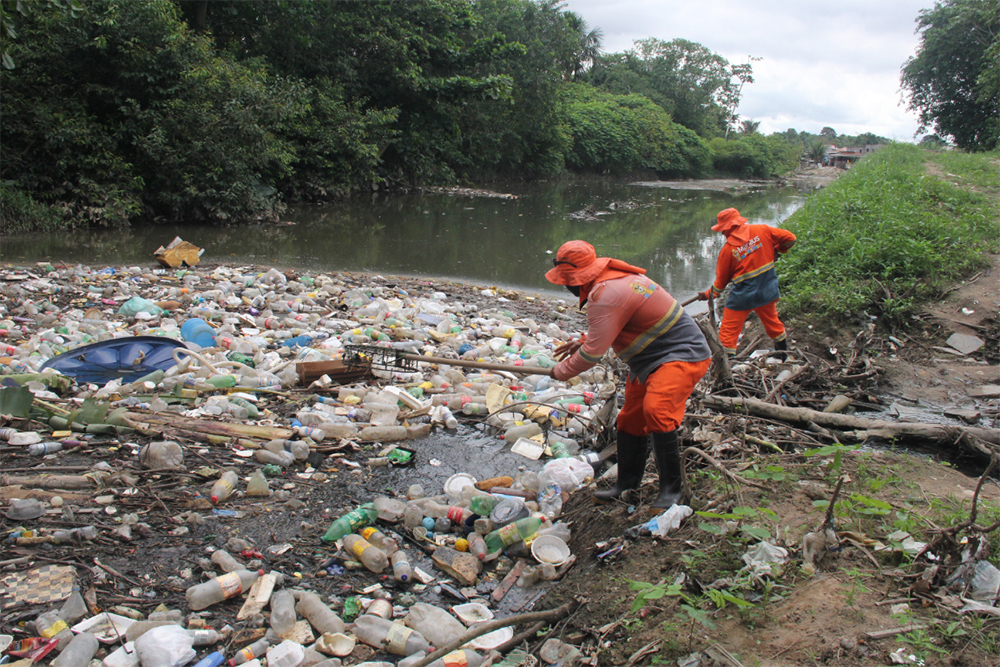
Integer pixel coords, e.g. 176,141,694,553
546,240,711,510
699,208,796,356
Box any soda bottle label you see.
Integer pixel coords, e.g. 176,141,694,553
216,571,244,598
41,619,68,638
368,598,392,618
343,506,374,533
349,539,372,559
497,522,521,547
447,506,465,523
360,527,377,542
385,622,414,654
343,596,361,621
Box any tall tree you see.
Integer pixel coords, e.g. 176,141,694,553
901,0,999,151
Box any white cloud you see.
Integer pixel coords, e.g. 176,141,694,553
563,0,930,140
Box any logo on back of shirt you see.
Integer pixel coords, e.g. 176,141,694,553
629,279,656,299
732,236,762,261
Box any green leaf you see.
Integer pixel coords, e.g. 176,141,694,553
698,522,726,535
696,510,739,520
0,385,33,417
77,398,110,425
743,526,772,541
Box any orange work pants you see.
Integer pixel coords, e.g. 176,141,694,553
617,359,711,435
719,299,786,354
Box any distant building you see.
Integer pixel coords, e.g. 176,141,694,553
825,144,885,168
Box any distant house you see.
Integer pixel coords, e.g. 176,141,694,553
825,144,885,168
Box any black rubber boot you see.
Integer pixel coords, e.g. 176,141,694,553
774,338,788,360
593,430,648,503
651,430,687,511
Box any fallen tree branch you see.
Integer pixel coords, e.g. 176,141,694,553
703,395,999,461
682,446,769,490
408,602,576,667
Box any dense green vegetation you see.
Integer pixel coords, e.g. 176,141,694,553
779,144,1000,327
901,0,999,152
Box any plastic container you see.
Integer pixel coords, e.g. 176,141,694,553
139,441,184,469
403,603,467,648
246,470,271,497
343,534,388,573
269,589,297,637
531,535,570,566
181,318,217,348
351,615,429,656
294,591,345,635
484,516,545,554
51,632,99,667
391,550,413,583
210,470,238,503
360,526,399,555
322,503,378,542
267,639,305,667
185,569,262,610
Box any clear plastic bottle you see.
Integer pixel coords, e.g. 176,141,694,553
58,586,88,623
186,569,262,611
402,503,424,529
373,495,406,522
228,637,270,666
461,403,489,415
468,532,488,561
34,609,74,649
211,549,242,573
188,628,223,646
264,439,310,460
246,469,271,497
254,449,295,466
322,503,378,542
403,603,467,648
343,534,388,573
269,589,297,637
27,441,63,456
294,591,345,635
390,550,413,583
419,500,473,523
361,526,399,555
350,615,429,656
210,470,238,503
503,422,542,441
537,483,563,520
50,632,99,667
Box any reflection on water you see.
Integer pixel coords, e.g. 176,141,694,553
2,179,805,304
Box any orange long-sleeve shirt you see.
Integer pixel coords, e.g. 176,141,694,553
710,224,796,311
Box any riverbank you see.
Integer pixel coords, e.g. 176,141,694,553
0,255,997,667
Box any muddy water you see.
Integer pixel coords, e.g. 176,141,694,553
2,179,805,308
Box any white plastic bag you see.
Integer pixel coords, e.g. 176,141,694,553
135,625,195,667
538,458,593,491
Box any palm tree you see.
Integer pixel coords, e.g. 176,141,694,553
807,139,828,164
564,11,603,79
739,119,761,135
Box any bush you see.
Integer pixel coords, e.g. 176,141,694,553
779,144,1000,327
561,84,710,176
709,135,799,178
0,183,66,235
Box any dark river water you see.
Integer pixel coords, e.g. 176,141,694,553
2,179,806,306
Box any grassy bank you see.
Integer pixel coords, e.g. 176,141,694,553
779,144,1000,327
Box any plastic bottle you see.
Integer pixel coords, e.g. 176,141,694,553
34,609,74,649
27,441,64,456
403,603,468,648
229,638,270,666
503,422,542,441
373,495,406,522
484,516,545,554
210,470,238,503
402,503,424,529
294,591,345,635
351,615,429,656
186,569,262,610
322,503,378,542
360,526,399,555
468,532,488,561
211,549,242,573
267,639,306,667
264,438,310,460
188,628,223,646
343,534,389,573
419,500,473,523
537,483,563,520
50,632,99,667
461,403,489,416
469,494,500,516
58,586,88,623
254,449,295,466
269,589,297,637
192,652,226,667
391,550,413,583
246,469,271,497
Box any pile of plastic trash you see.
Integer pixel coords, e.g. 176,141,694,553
0,262,619,666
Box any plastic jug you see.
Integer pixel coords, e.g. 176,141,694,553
181,318,217,348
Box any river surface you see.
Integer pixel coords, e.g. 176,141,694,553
2,179,806,307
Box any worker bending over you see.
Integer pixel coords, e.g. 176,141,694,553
699,208,796,356
546,240,711,510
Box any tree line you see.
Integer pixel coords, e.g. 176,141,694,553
0,0,993,233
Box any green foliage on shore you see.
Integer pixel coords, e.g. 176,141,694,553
708,135,799,178
779,144,1000,326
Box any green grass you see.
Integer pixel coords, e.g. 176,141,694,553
779,144,1000,328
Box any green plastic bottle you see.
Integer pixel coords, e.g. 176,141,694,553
470,494,499,516
206,375,237,388
484,516,544,554
322,503,378,543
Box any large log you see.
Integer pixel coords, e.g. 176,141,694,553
703,395,999,461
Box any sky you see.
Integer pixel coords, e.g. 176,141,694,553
562,0,933,142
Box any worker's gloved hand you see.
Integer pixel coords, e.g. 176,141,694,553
554,339,584,361
697,290,711,301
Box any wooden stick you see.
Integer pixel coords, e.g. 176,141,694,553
394,352,553,377
408,602,576,667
